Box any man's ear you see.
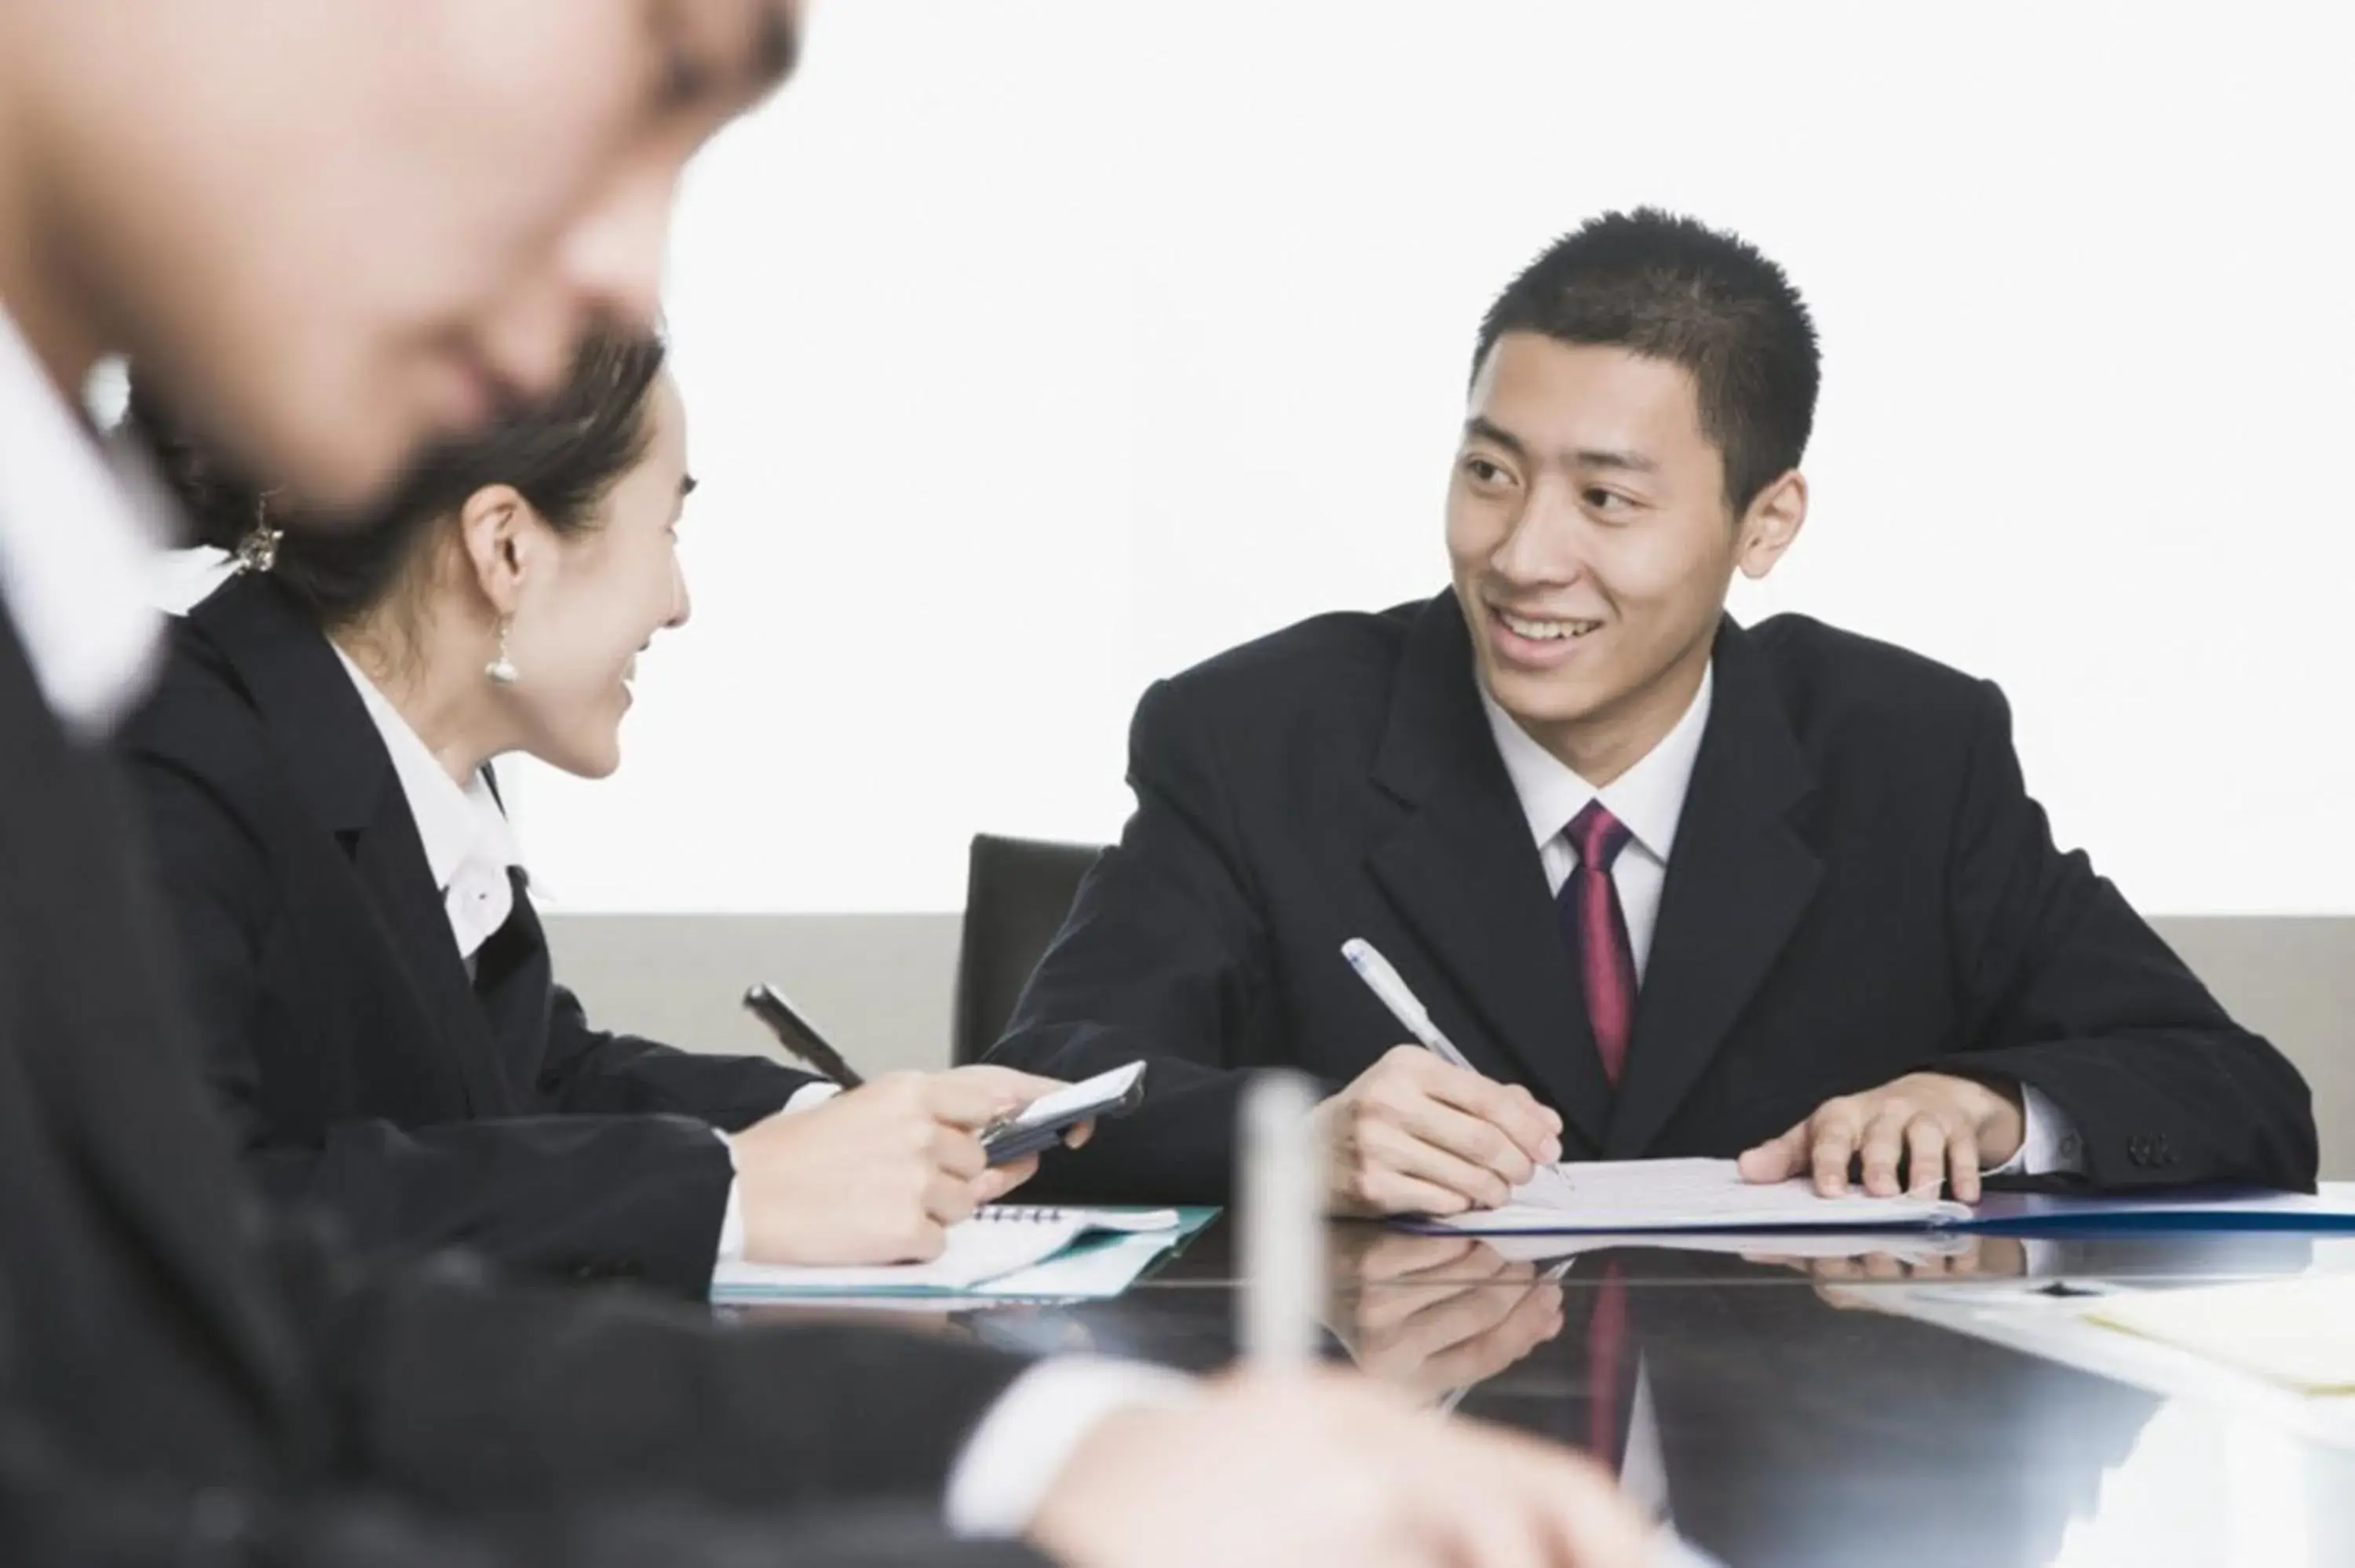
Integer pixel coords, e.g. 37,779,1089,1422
1735,470,1808,582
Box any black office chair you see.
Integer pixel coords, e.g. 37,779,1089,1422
951,833,1106,1066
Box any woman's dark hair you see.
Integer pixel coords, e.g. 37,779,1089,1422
126,329,668,627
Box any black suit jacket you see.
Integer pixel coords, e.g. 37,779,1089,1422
993,595,2315,1201
111,571,824,1295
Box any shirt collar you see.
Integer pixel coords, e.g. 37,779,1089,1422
1479,662,1715,863
0,304,168,737
327,643,520,893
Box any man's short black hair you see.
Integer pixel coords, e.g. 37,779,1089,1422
1473,208,1820,515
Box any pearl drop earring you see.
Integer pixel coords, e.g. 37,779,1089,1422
485,620,520,686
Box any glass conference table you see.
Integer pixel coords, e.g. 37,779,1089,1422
742,1217,2355,1567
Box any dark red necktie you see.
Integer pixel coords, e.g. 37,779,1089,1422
1559,801,1638,1085
1586,1259,1630,1466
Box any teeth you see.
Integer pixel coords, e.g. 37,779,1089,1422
1500,612,1600,641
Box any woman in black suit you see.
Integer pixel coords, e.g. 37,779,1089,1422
117,332,1068,1296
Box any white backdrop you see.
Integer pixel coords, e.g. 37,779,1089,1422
199,1,2355,914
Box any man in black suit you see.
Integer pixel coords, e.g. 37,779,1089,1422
994,209,2316,1210
0,2,1657,1565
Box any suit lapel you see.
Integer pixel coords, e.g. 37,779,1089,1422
1605,618,1821,1158
346,791,513,1112
1366,598,1616,1152
191,574,508,1114
471,868,555,1102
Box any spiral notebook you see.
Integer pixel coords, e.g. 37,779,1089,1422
710,1206,1186,1300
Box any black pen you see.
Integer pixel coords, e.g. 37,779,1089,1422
742,983,866,1088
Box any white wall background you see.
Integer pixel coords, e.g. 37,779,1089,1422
211,1,2355,914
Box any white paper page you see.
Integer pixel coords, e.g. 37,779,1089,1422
973,1231,1185,1298
1429,1158,1971,1234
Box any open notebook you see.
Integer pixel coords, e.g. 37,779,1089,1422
711,1206,1189,1300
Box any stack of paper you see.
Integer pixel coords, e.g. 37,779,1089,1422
1477,1228,1980,1266
1420,1158,1969,1235
711,1206,1188,1301
1409,1161,2355,1239
2083,1275,2355,1394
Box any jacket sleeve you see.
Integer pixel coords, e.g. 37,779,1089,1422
987,678,1275,1203
534,984,822,1132
0,1383,1053,1568
119,746,739,1296
1929,680,2317,1191
257,1218,1047,1520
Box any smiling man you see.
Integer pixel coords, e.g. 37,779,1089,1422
993,208,2317,1211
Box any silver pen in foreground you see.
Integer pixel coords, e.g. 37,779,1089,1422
1237,1070,1325,1369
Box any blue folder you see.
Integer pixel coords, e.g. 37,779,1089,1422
1959,1182,2355,1233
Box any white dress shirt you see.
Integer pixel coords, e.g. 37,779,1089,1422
0,297,1163,1542
329,644,524,965
1484,667,1717,988
1477,665,2082,1176
0,315,166,736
